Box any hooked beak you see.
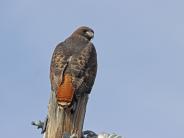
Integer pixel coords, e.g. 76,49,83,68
86,31,94,39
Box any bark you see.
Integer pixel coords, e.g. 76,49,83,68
44,91,88,138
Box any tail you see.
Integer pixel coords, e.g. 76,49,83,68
56,74,74,107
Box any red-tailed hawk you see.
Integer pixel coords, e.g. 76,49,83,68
50,26,97,110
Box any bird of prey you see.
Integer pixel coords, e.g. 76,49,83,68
50,26,97,109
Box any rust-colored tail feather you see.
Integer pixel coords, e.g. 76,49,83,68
57,74,74,106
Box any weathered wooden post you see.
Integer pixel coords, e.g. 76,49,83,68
44,91,89,138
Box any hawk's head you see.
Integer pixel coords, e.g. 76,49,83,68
72,26,94,41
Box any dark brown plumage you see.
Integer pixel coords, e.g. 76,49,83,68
50,26,97,108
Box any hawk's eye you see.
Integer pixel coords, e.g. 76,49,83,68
83,30,88,34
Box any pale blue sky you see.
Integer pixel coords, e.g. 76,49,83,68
1,0,184,138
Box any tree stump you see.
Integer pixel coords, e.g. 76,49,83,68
44,90,89,138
